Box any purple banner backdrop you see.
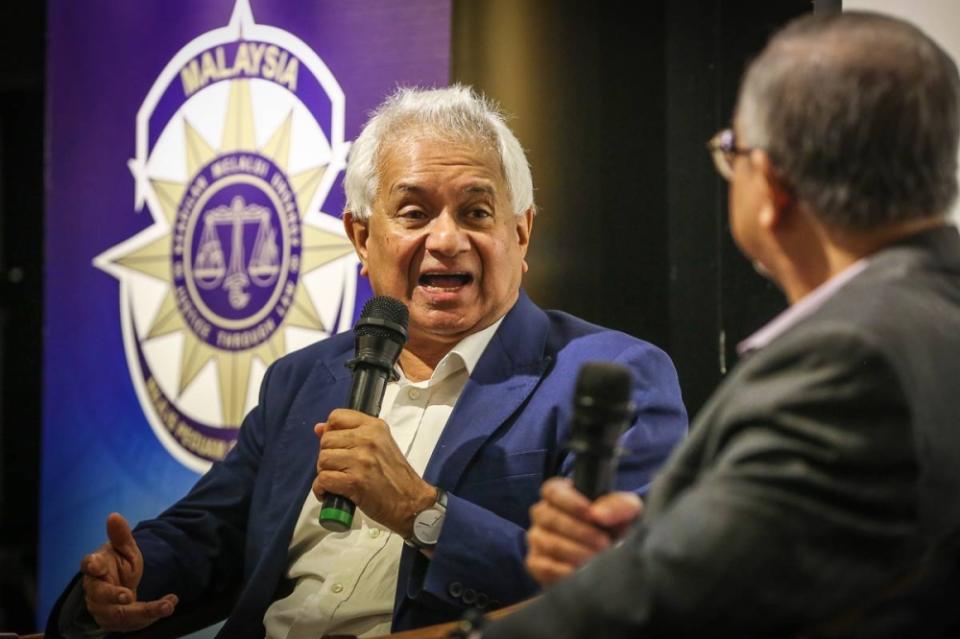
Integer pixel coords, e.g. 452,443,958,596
41,0,449,625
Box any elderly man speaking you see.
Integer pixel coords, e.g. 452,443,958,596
487,11,960,639
47,86,687,638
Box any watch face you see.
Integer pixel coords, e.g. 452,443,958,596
413,508,444,545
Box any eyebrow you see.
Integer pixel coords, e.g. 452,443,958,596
391,182,497,197
465,184,495,196
392,183,424,195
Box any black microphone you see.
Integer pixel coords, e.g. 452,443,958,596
566,363,636,500
319,295,409,532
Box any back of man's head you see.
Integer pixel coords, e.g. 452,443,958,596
737,11,960,230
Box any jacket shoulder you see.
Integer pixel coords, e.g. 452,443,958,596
261,330,353,389
542,309,672,362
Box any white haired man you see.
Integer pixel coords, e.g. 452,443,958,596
487,12,960,638
47,86,687,638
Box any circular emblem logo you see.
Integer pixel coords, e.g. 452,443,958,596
95,0,359,472
173,155,300,351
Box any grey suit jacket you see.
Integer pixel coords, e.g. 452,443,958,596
487,225,960,638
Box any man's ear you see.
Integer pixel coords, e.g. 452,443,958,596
343,211,370,276
516,208,534,274
755,150,793,231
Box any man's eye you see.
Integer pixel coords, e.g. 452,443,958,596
399,209,427,220
467,209,492,220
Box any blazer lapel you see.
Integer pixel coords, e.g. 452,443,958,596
271,349,353,520
424,291,552,490
254,291,552,579
251,345,353,601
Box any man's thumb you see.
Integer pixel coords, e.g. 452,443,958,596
589,492,643,528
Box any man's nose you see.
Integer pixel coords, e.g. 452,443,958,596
425,211,470,256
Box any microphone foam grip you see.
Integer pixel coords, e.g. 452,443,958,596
575,362,632,407
355,296,410,339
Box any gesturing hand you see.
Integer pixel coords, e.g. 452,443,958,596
525,477,643,587
80,513,178,631
313,408,437,538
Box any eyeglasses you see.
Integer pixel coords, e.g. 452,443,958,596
706,128,754,180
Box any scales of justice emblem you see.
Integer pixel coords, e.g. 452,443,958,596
94,0,359,472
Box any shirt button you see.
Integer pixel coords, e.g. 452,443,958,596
331,583,344,594
369,527,381,538
407,388,421,400
463,588,478,605
448,581,464,598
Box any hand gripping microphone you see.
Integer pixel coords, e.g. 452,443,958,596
566,363,636,500
319,295,409,532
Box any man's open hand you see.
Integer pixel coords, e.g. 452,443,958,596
525,477,643,587
80,513,178,631
314,408,436,537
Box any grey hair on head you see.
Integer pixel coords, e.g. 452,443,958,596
736,11,960,230
343,84,535,222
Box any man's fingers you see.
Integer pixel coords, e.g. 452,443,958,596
325,408,374,430
105,513,143,587
588,491,643,529
105,513,136,554
527,526,598,567
83,576,135,608
316,428,357,452
81,547,123,590
529,501,610,551
317,447,354,472
89,594,178,632
540,477,591,518
315,469,356,500
80,551,110,579
311,476,325,500
525,554,574,587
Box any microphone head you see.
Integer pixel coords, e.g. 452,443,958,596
575,362,632,408
569,362,635,499
355,296,409,342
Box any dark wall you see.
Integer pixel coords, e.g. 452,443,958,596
666,1,809,413
452,0,810,415
0,0,44,633
453,1,671,352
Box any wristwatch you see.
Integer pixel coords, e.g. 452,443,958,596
405,488,448,550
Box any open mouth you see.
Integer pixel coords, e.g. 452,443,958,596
418,272,474,289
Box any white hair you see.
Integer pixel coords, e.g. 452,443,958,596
343,84,536,221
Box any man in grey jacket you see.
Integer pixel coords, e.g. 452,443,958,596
487,11,960,638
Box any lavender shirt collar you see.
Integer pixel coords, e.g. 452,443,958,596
737,259,871,356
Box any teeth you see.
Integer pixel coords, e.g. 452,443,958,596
420,273,471,288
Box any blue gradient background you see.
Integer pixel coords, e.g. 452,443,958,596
41,0,449,626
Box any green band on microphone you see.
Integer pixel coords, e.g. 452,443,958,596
319,507,353,531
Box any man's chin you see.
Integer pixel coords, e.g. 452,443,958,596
408,308,479,340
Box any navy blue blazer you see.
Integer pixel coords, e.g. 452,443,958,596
48,291,687,638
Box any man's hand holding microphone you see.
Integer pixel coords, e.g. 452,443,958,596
526,362,643,587
526,478,642,586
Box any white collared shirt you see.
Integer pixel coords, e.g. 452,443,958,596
263,318,503,639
